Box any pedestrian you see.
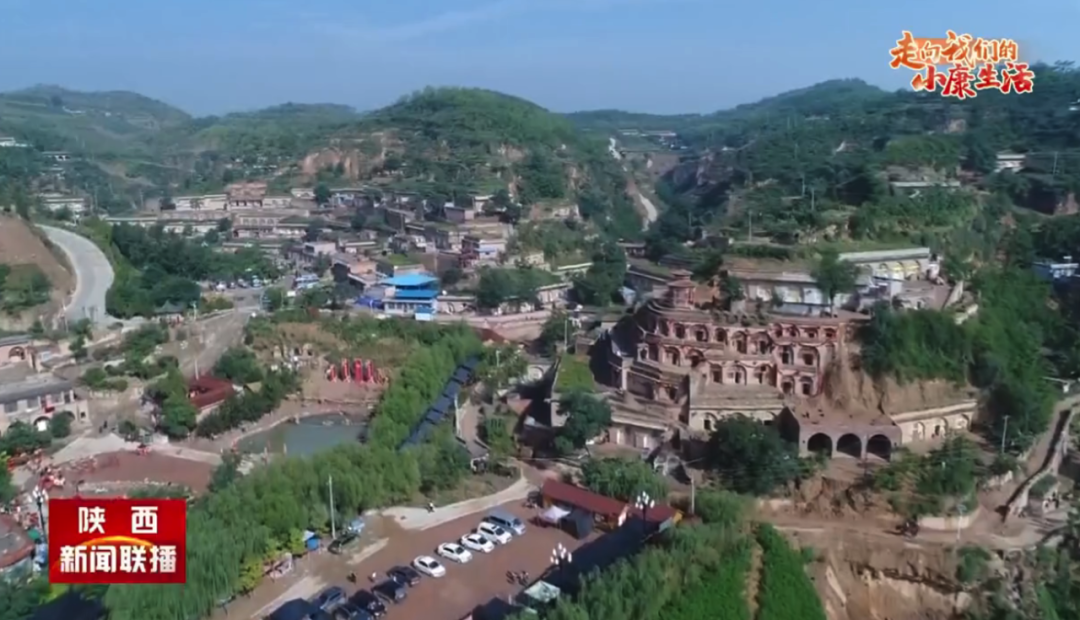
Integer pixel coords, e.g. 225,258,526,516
427,501,435,513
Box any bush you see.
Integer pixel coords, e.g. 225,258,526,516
581,457,667,502
666,537,752,620
956,545,992,584
48,414,72,439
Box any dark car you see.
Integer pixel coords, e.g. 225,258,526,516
334,602,374,620
311,586,347,612
328,533,359,555
372,580,407,604
386,565,421,587
349,591,386,618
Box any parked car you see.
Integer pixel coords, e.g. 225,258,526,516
349,590,386,617
334,602,373,620
412,555,446,578
485,509,527,536
476,521,512,545
437,542,473,564
373,580,407,604
328,533,359,555
461,532,494,554
311,586,347,611
386,565,421,587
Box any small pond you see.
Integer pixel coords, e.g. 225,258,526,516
236,412,368,458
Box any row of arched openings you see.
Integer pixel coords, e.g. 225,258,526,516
807,432,892,460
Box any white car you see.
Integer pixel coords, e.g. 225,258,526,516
412,555,446,578
437,542,473,564
461,532,495,554
476,521,512,545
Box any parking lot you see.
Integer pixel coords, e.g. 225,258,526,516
320,501,591,620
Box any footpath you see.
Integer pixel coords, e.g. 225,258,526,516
376,475,532,531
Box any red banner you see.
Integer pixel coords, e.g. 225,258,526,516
47,498,187,584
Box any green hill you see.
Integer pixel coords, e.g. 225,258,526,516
615,64,1080,259
0,86,642,237
0,85,191,154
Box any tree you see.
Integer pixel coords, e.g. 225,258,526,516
706,416,802,496
476,268,526,310
441,267,464,287
692,250,724,284
209,451,243,493
554,392,612,454
538,311,572,355
573,242,627,306
0,421,51,455
963,133,997,174
313,255,331,277
159,397,196,438
69,335,87,361
581,457,667,502
811,249,858,307
263,287,286,312
479,416,515,462
720,275,744,305
314,184,332,205
214,348,264,384
48,413,72,439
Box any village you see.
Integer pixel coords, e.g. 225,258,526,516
2,148,1079,620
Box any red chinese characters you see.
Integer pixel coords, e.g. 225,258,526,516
48,498,187,584
889,32,1033,96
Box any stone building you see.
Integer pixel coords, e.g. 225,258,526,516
599,269,973,460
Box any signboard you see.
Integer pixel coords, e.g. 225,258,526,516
889,30,1035,98
48,498,187,584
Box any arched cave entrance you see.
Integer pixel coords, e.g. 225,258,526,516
8,346,25,361
807,433,833,456
836,433,863,458
867,434,893,461
33,417,50,433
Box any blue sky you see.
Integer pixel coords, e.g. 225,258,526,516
0,0,1070,116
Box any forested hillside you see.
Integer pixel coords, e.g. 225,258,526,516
572,65,1080,264
0,86,641,237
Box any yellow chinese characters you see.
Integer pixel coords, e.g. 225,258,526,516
889,31,1034,98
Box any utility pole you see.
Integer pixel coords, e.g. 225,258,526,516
747,210,753,243
192,302,200,379
810,187,816,212
1000,415,1010,453
690,476,696,517
1053,152,1060,176
328,475,337,540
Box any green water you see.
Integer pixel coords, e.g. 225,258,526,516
236,412,368,457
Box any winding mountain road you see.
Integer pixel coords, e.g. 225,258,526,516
608,136,659,228
39,225,117,328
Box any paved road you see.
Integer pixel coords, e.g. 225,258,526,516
39,225,117,328
607,137,658,227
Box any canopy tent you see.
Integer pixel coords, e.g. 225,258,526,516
562,509,594,540
539,505,571,525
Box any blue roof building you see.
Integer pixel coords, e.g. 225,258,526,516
380,273,440,317
382,274,438,287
